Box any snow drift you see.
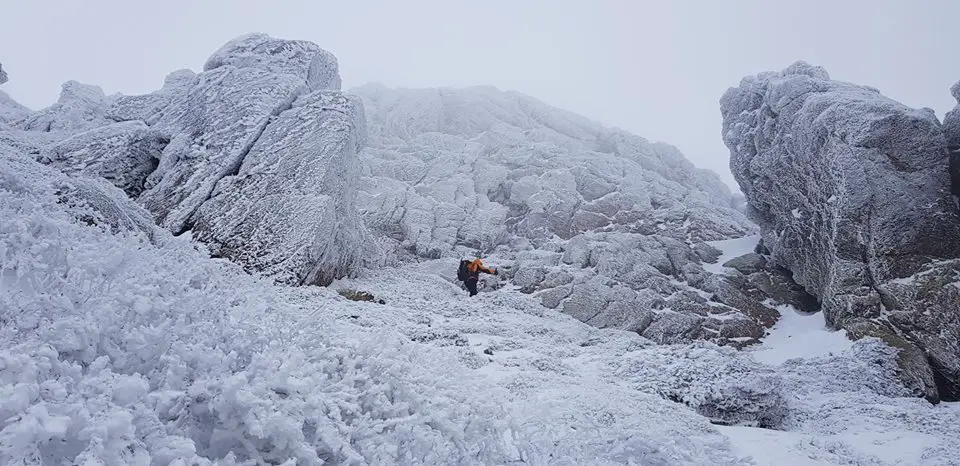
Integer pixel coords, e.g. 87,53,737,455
721,61,960,402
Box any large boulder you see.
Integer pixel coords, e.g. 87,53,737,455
100,33,369,284
192,91,371,285
203,33,341,92
721,61,960,402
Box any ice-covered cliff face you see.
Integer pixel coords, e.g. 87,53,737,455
3,33,372,286
353,84,783,347
721,61,960,402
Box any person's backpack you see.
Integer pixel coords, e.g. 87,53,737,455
457,260,471,281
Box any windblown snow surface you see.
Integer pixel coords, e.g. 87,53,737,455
2,152,959,465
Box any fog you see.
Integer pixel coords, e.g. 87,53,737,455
1,0,955,188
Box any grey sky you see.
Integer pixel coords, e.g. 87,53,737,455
1,0,955,189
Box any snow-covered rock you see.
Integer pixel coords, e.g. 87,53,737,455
0,62,7,85
721,61,960,402
38,121,168,197
192,90,372,285
17,81,115,135
204,32,341,92
0,91,31,124
133,64,307,232
107,69,197,125
1,143,158,242
353,83,774,346
78,33,371,284
940,80,960,196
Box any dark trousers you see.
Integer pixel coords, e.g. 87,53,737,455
465,278,479,296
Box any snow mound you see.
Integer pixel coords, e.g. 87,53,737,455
1,145,157,241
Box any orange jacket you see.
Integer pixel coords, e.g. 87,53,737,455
467,259,496,275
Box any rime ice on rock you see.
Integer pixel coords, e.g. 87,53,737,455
135,65,308,232
203,32,342,91
193,91,371,285
353,84,768,346
721,61,960,402
18,81,115,135
39,121,168,197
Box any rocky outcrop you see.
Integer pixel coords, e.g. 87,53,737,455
1,142,158,241
354,84,777,347
16,33,373,286
192,91,371,285
0,63,32,125
721,61,960,402
940,81,960,196
38,121,168,197
18,81,115,135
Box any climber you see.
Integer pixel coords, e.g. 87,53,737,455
457,256,498,297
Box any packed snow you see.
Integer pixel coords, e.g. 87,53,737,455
702,234,761,275
748,304,852,365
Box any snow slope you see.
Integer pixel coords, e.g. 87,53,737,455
6,142,959,464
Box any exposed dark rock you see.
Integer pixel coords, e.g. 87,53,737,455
722,253,767,275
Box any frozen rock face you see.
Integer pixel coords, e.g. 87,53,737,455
0,62,7,84
132,64,309,232
354,84,772,347
14,33,371,286
107,69,197,125
38,121,168,197
721,61,960,402
17,81,115,135
1,141,158,242
203,33,341,92
0,91,31,124
940,81,960,196
192,91,371,285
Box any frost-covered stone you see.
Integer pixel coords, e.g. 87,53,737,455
354,83,767,345
940,80,960,196
1,143,157,241
0,91,31,124
107,69,196,125
193,91,372,286
136,65,307,233
39,121,167,197
0,62,7,85
204,32,341,91
722,61,960,401
17,81,114,134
